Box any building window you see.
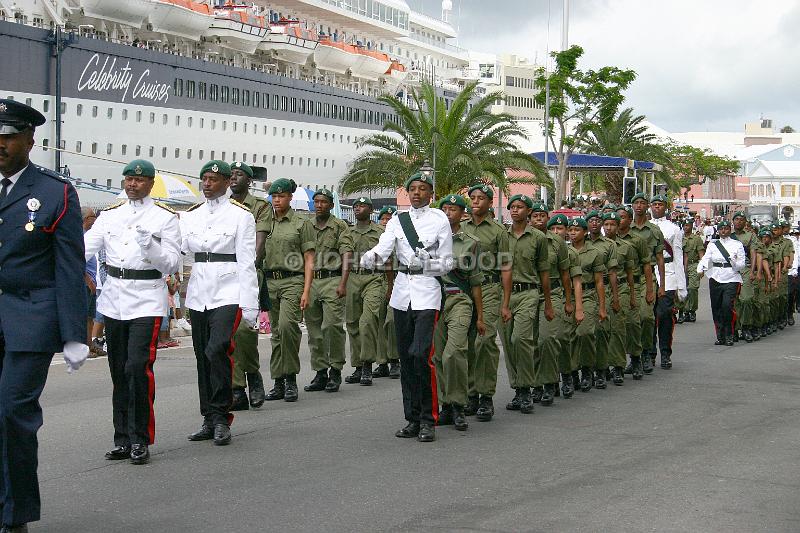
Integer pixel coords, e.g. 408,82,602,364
273,95,279,110
106,143,112,155
199,150,204,160
75,141,82,153
121,145,127,156
243,89,250,106
162,147,167,158
149,146,154,157
210,84,219,101
188,116,193,128
136,145,141,156
253,91,259,108
281,96,288,112
782,185,795,197
121,109,128,120
136,110,142,122
162,114,168,125
263,93,269,109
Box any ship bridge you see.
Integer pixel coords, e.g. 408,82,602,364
265,0,411,38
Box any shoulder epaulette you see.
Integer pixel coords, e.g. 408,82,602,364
186,202,203,212
102,201,125,211
230,198,250,211
155,201,177,215
35,166,69,183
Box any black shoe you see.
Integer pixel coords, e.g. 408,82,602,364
631,357,643,380
388,360,401,379
464,395,479,416
623,362,633,375
324,368,342,392
438,404,454,426
677,311,685,324
187,424,214,441
594,370,607,390
725,336,734,347
688,311,697,322
660,357,672,369
453,405,468,431
560,373,574,398
778,321,786,330
304,369,329,391
714,339,724,345
475,396,494,421
580,367,593,392
540,384,555,406
105,445,130,460
373,363,390,378
247,372,266,408
531,386,543,403
265,378,285,401
417,423,436,442
130,444,150,465
231,387,250,411
753,328,761,341
733,330,740,342
519,389,534,414
360,363,373,386
789,316,796,326
213,424,231,446
395,422,420,438
642,354,654,374
284,375,299,401
91,337,107,357
611,366,624,385
742,329,753,343
506,389,522,411
344,368,362,384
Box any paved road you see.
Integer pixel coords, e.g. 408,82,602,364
34,287,800,532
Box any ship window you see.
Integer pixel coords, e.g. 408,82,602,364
175,115,180,126
162,147,167,158
263,126,267,135
120,109,127,121
210,151,215,159
91,143,97,154
148,112,154,124
317,132,320,140
232,88,240,105
347,136,351,143
323,159,327,168
332,160,335,168
149,146,154,157
272,155,276,164
315,158,319,167
222,151,226,160
106,144,112,155
290,98,297,113
232,152,237,161
121,145,127,156
59,139,65,150
299,129,303,138
210,84,219,102
92,106,98,118
324,103,330,118
243,123,247,133
316,102,322,117
75,141,82,153
254,92,259,108
162,114,168,125
273,95,279,110
243,90,250,107
200,118,204,128
221,86,230,104
273,127,277,136
187,149,192,159
233,122,237,132
199,82,207,100
41,100,48,112
340,105,345,120
354,109,360,121
307,131,311,139
368,110,373,123
307,157,311,166
60,102,66,115
175,148,180,158
199,150,204,159
299,100,306,114
307,99,313,115
253,154,257,163
282,128,286,137
187,81,195,98
382,112,387,123
263,93,269,109
281,156,285,165
299,158,302,166
324,133,328,141
339,135,343,143
291,129,294,138
222,121,227,131
188,117,193,128
263,155,267,164
106,179,112,188
290,157,294,166
135,145,141,156
347,107,352,121
76,104,82,116
281,96,288,112
174,78,183,97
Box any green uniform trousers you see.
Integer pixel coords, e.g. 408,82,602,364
608,288,629,368
500,288,539,389
232,270,263,388
380,298,398,364
736,267,754,328
535,287,565,386
595,289,612,371
467,282,502,397
573,291,598,369
267,276,304,378
626,281,645,356
346,273,384,368
433,292,473,406
559,305,578,374
305,276,346,371
639,279,655,356
684,263,700,313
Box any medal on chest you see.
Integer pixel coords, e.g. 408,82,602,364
25,198,41,231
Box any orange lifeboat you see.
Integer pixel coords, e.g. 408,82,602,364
148,0,213,41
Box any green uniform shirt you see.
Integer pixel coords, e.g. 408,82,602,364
463,216,511,278
238,193,272,234
619,230,650,276
443,231,483,290
590,235,619,277
613,235,637,276
775,236,794,267
508,225,549,284
567,246,582,279
311,215,354,271
733,230,759,266
351,222,384,262
545,232,571,282
630,220,664,264
263,208,316,272
683,233,704,264
573,241,607,287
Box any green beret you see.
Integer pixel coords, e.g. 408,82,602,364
717,220,731,230
603,204,617,211
531,202,548,214
378,206,396,218
650,194,668,204
231,161,253,178
616,205,633,216
468,184,494,198
268,178,297,195
569,217,588,229
585,210,601,221
781,219,790,227
200,160,231,177
313,188,334,201
404,172,433,190
771,223,781,230
547,214,569,228
353,196,372,207
682,218,694,226
122,159,155,178
506,194,533,209
439,194,467,209
602,212,619,222
759,229,772,237
630,193,649,203
732,211,747,220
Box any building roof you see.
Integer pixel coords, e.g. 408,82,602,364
749,160,800,178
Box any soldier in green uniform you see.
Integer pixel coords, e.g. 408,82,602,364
303,189,354,393
678,219,704,324
434,194,486,431
530,205,572,405
228,162,271,411
757,229,777,336
586,210,619,388
344,197,386,386
629,193,665,374
772,221,794,331
463,184,512,420
376,206,401,379
731,212,760,340
568,218,607,392
262,179,315,403
616,206,651,380
603,212,637,385
500,194,553,414
547,215,584,397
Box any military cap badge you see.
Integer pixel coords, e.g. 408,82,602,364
134,164,143,175
211,163,219,173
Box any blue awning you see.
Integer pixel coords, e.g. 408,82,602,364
531,152,661,172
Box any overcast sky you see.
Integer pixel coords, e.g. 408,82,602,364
413,0,800,133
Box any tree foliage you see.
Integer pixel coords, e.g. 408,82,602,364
781,125,795,133
663,143,740,191
338,81,546,198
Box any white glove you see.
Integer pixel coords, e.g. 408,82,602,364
63,342,89,374
677,288,688,302
242,307,259,328
408,255,423,270
360,252,376,270
134,226,153,250
415,247,431,261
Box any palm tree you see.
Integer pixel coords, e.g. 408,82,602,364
339,81,546,198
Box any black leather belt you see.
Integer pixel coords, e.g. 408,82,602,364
107,265,161,280
313,269,342,279
353,268,378,275
482,272,502,285
397,266,424,275
194,252,237,263
712,262,732,268
264,270,303,279
511,282,537,293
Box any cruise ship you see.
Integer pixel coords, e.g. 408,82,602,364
0,0,474,207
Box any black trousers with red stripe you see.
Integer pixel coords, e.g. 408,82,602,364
653,290,676,359
393,307,438,426
709,279,739,341
189,305,241,427
105,316,162,447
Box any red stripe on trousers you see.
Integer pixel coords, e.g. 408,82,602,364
428,311,440,424
225,309,243,426
146,317,162,445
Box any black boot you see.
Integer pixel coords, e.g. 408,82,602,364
304,369,329,392
660,356,672,369
789,315,795,326
560,373,574,398
284,375,299,402
231,387,250,411
753,327,761,341
531,386,543,403
742,328,753,342
611,366,624,385
325,368,342,392
388,359,401,379
623,360,633,375
464,395,479,416
519,388,534,414
725,335,734,346
642,353,654,374
594,370,607,390
688,311,697,322
247,372,265,408
506,389,522,411
438,403,454,425
631,357,643,380
453,404,468,431
475,396,494,421
360,363,373,386
677,311,685,324
265,378,285,401
579,367,593,392
344,367,362,384
540,384,555,406
373,363,390,378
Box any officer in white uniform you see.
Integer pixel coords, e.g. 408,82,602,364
182,160,259,446
650,195,686,369
698,220,745,346
361,171,453,443
84,159,181,465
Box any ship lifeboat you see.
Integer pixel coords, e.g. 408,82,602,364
148,0,213,41
352,47,392,81
80,0,151,27
313,37,360,75
203,4,268,55
380,60,408,90
258,19,318,64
